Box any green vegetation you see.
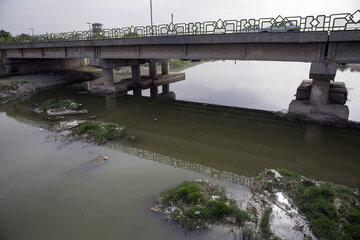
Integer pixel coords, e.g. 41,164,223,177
0,29,34,44
169,59,186,70
0,95,6,102
73,121,125,144
260,168,360,240
276,168,301,179
260,208,272,238
0,81,27,91
39,98,78,111
159,181,249,230
124,32,139,38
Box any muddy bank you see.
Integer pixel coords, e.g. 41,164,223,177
0,70,99,104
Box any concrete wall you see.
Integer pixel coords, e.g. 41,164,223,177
3,58,82,73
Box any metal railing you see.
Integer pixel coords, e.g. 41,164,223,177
0,10,359,45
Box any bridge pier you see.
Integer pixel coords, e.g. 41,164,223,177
161,61,170,93
149,61,158,78
161,61,169,75
289,62,349,121
103,67,115,87
132,64,142,96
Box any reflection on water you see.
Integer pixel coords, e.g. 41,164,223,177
0,61,360,240
2,86,360,187
173,61,360,121
113,143,250,186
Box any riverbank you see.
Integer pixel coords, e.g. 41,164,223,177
0,70,99,104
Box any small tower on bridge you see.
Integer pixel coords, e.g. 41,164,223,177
92,23,103,33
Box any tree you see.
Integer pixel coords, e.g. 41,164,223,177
0,30,11,39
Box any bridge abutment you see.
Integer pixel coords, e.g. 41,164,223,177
2,58,82,73
289,62,349,121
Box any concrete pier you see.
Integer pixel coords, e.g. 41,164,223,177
149,62,157,78
103,68,114,87
289,62,349,120
161,61,169,75
131,64,141,81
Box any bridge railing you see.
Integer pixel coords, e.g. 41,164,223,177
0,10,359,45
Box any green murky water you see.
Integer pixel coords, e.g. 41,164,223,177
0,61,360,239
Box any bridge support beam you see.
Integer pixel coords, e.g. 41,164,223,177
161,61,169,75
149,61,157,78
289,62,349,121
103,68,115,87
131,64,141,81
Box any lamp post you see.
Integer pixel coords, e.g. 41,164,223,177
29,27,34,36
87,22,91,31
150,0,153,26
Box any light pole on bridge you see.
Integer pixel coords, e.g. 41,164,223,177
29,27,34,36
150,0,153,26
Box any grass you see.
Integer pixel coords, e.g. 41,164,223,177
72,121,125,144
276,168,301,179
261,168,360,240
0,95,6,102
160,181,249,230
169,59,186,70
260,208,272,238
38,98,77,111
0,81,26,91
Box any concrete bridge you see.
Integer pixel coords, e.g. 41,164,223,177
1,11,360,121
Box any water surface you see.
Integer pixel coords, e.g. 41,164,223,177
0,61,360,240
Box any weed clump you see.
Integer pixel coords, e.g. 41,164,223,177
256,168,360,240
156,180,249,231
260,208,272,238
73,121,125,144
0,81,25,91
39,98,78,111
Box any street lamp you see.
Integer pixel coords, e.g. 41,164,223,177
150,0,153,26
87,22,91,31
29,27,34,36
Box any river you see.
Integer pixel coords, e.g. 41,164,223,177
0,60,359,239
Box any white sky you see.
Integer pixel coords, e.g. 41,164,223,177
0,0,359,35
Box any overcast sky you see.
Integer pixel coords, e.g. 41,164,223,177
0,0,359,35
